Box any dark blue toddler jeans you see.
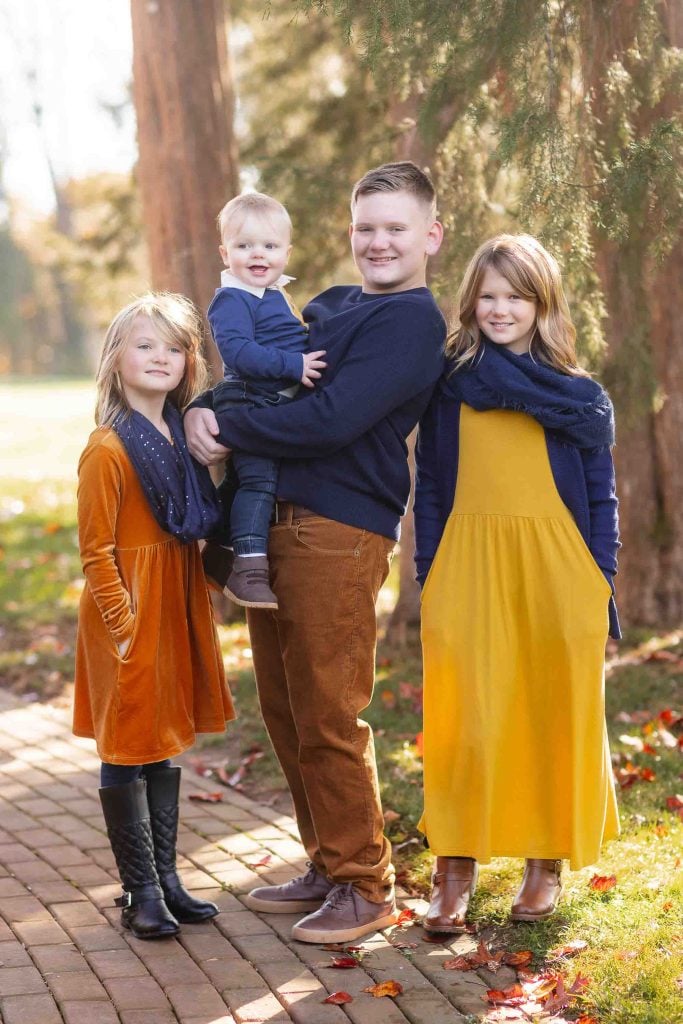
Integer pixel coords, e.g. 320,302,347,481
213,380,291,556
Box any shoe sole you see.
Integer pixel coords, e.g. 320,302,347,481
223,587,278,610
243,893,327,914
291,909,399,944
510,906,559,922
423,921,468,934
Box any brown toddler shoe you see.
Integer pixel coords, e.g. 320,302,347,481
224,555,278,609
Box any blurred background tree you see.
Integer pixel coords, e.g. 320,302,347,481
1,0,680,629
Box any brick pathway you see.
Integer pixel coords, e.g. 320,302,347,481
0,691,505,1023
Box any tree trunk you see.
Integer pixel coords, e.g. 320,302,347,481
588,4,683,627
130,0,239,379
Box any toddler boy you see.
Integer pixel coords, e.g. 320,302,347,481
208,193,326,608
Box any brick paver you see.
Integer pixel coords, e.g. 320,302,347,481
0,690,494,1023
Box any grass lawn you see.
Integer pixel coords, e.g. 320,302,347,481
1,378,681,1023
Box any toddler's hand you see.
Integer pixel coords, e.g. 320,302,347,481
117,637,131,657
301,350,327,388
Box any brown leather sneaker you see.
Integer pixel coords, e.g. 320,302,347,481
201,542,233,592
424,856,478,933
243,863,333,914
510,859,563,922
291,883,398,944
224,555,278,609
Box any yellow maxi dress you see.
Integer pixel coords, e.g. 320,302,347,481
420,405,619,870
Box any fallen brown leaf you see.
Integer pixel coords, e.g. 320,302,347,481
188,791,223,803
548,939,588,960
363,980,403,998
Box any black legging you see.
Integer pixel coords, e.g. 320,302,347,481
100,759,173,788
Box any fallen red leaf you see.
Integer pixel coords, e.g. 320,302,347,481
322,991,352,1004
395,908,417,926
363,980,403,998
249,854,272,868
327,956,360,969
640,767,656,782
589,874,617,892
188,791,223,803
444,955,476,971
665,794,683,811
548,939,588,960
659,707,677,721
662,901,674,912
576,1016,599,1024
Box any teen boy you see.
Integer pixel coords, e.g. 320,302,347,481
185,162,446,943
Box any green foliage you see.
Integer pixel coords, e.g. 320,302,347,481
255,0,682,381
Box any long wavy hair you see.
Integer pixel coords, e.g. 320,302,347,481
445,235,588,377
95,293,209,427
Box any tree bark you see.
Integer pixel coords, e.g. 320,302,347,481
588,3,683,627
130,0,239,378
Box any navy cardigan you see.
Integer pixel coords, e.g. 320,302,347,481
414,377,621,639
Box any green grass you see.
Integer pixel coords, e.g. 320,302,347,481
1,378,682,1023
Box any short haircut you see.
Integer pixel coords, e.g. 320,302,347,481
351,161,437,218
217,192,292,240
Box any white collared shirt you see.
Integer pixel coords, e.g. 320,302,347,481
220,270,296,299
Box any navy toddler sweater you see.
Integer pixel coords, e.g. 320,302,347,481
205,285,446,540
207,285,308,394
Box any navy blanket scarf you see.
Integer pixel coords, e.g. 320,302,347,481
113,403,223,542
452,341,615,449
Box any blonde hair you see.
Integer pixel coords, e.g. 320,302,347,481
95,293,209,427
351,161,437,220
446,234,588,377
217,192,292,241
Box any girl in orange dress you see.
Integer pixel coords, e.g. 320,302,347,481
74,294,234,939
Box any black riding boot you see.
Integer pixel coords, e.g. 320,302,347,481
99,780,180,940
145,766,219,923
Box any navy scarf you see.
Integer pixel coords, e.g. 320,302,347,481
450,341,615,449
113,403,223,542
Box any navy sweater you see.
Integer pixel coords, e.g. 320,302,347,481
414,376,621,638
207,286,308,395
201,285,446,540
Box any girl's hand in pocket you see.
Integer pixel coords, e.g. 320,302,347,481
117,636,131,657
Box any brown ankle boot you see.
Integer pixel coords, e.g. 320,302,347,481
224,555,278,609
510,859,563,922
424,856,478,933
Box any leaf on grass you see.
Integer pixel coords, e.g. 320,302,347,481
502,949,533,968
665,794,683,810
653,823,668,837
575,1016,600,1024
322,991,352,1004
188,791,223,803
615,950,638,961
363,980,403,998
327,956,360,969
589,873,617,892
548,939,588,960
484,984,524,1005
662,901,674,912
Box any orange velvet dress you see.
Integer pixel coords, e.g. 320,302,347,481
73,427,235,764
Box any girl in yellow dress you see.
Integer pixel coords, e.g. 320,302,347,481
414,235,620,929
